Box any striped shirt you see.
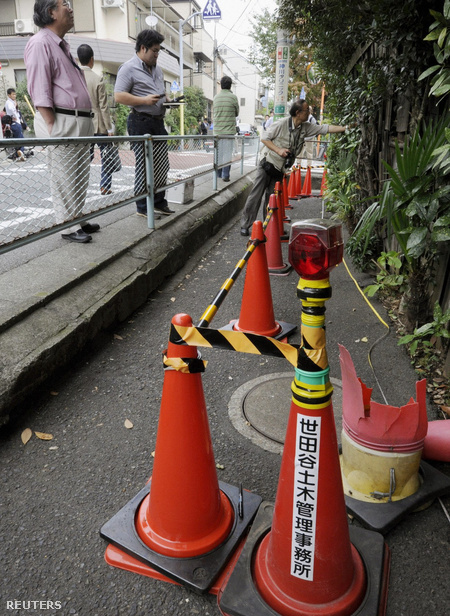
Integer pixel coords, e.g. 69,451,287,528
213,89,239,135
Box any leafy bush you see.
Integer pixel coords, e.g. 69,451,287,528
113,103,130,136
15,79,34,134
398,301,450,356
364,251,407,297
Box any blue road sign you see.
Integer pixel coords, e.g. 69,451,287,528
203,0,221,20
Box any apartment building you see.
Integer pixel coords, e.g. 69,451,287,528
217,44,263,127
0,0,262,124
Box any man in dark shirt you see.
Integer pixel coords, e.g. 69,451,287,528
114,29,174,218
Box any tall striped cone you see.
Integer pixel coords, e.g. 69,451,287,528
228,220,296,339
265,194,292,276
284,175,293,210
300,166,312,197
219,265,390,616
100,313,262,593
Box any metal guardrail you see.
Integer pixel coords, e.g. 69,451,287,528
0,133,260,255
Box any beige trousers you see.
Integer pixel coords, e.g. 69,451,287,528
34,111,93,232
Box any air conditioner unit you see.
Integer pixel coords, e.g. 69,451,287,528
102,0,123,7
14,19,35,35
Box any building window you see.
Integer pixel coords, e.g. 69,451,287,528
127,0,138,40
14,69,27,85
73,0,95,32
240,98,246,107
1,0,16,22
195,58,204,74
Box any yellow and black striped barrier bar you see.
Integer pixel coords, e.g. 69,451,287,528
197,208,275,328
170,323,300,367
262,203,275,232
169,322,327,373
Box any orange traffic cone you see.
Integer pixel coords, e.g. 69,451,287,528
295,165,303,196
265,194,292,276
275,182,289,241
319,167,328,197
252,397,367,615
219,387,390,616
283,175,293,210
300,166,312,197
225,221,296,339
100,313,262,593
288,168,298,202
219,267,390,616
280,177,291,221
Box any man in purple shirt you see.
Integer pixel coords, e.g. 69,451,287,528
24,0,97,244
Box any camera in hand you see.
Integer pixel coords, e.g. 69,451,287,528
284,151,295,169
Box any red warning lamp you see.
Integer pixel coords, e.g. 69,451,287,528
288,219,344,279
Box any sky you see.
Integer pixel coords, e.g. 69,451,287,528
202,0,278,56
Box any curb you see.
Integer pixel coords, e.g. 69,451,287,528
0,173,256,424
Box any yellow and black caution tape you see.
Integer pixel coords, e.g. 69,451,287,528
162,353,207,373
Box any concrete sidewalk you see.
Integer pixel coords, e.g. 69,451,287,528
0,166,260,424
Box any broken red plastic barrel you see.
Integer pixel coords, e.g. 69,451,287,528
339,345,428,453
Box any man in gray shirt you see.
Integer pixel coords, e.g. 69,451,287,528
240,99,348,236
115,29,174,217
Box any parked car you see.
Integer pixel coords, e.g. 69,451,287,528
237,123,257,138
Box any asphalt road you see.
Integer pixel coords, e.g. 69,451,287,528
1,196,449,616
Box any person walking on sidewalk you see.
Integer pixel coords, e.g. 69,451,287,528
240,99,348,236
24,0,98,244
114,29,174,218
77,44,115,196
213,76,239,182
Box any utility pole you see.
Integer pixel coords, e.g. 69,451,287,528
179,11,202,136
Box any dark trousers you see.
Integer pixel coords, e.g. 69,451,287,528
90,135,112,191
127,112,169,213
240,164,277,230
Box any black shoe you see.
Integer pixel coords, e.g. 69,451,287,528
137,211,161,220
81,223,100,234
222,177,230,182
155,204,175,215
240,227,249,236
61,230,92,243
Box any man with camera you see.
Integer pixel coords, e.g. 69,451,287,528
240,99,347,236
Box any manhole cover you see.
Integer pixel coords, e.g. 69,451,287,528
229,372,343,454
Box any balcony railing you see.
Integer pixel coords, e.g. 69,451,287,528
0,22,15,36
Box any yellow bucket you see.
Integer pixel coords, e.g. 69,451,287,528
340,429,422,503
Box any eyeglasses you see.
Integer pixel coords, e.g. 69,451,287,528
62,1,71,8
149,48,160,55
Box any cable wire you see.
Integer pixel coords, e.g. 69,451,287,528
342,257,390,404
